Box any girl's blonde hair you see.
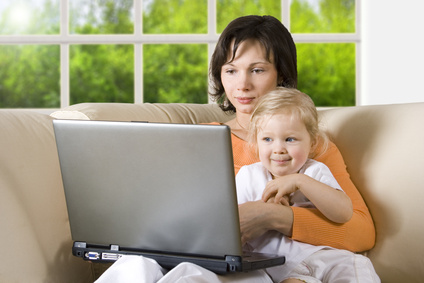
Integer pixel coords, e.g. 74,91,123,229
248,87,328,159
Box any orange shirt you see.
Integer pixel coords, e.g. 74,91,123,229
224,123,375,252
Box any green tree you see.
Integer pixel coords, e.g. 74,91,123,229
292,0,356,106
217,0,280,32
143,0,207,34
142,0,208,103
297,43,355,106
0,0,357,108
69,0,134,104
0,0,60,108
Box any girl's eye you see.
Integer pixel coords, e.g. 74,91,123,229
286,137,296,142
263,137,272,142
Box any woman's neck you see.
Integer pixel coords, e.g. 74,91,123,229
235,113,250,129
225,114,250,141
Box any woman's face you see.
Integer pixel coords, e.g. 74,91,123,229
221,39,279,115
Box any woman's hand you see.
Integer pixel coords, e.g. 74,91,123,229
238,200,294,245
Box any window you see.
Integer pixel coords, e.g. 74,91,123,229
0,0,358,109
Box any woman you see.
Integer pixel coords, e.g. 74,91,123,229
209,15,375,252
96,15,376,283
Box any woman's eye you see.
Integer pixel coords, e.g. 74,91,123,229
252,68,264,74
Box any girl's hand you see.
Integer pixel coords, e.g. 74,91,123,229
266,195,290,206
262,174,299,205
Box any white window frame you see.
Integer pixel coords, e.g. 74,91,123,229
0,0,361,110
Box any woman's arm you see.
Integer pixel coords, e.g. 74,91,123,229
238,200,293,245
291,142,376,252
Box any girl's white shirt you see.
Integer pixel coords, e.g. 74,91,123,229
235,159,343,282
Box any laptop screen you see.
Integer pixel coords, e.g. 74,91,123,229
53,120,242,258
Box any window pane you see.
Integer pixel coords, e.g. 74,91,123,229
143,0,207,34
70,0,134,34
143,44,208,103
290,0,355,33
0,0,59,35
216,1,281,33
0,45,60,108
297,43,355,106
70,44,134,104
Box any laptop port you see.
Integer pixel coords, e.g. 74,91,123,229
102,253,123,261
86,252,100,260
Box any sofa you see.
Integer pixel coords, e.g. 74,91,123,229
1,101,423,282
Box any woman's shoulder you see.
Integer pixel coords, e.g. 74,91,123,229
314,140,348,177
315,140,341,161
202,122,224,125
202,122,222,125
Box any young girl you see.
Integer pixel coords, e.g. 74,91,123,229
236,87,379,283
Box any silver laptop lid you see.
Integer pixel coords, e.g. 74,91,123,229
53,119,242,258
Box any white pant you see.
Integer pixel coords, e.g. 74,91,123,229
95,255,272,283
279,249,380,283
95,249,380,283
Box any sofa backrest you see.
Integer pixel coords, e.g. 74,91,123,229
51,102,234,124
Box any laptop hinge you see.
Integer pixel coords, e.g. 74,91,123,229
225,255,243,272
110,244,119,251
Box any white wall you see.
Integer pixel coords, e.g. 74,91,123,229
360,0,424,105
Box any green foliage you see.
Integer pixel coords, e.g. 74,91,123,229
297,43,355,106
0,0,60,108
0,45,60,108
143,0,207,34
142,0,208,103
69,0,134,104
217,0,281,32
143,44,208,103
291,0,356,106
291,0,355,33
70,44,134,104
70,0,134,34
0,0,356,108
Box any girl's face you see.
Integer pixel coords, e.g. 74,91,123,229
256,113,312,178
220,39,279,115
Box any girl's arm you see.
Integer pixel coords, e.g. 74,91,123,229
263,174,352,223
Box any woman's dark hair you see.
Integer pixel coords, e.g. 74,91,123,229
209,15,298,114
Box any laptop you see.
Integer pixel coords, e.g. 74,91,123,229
53,119,285,274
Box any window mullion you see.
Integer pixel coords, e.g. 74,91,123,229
135,0,143,103
356,0,362,105
281,0,290,30
292,33,359,43
60,0,69,108
207,0,217,104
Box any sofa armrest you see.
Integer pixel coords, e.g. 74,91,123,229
319,102,424,282
0,110,93,282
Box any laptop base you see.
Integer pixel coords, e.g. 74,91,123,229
72,242,285,274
